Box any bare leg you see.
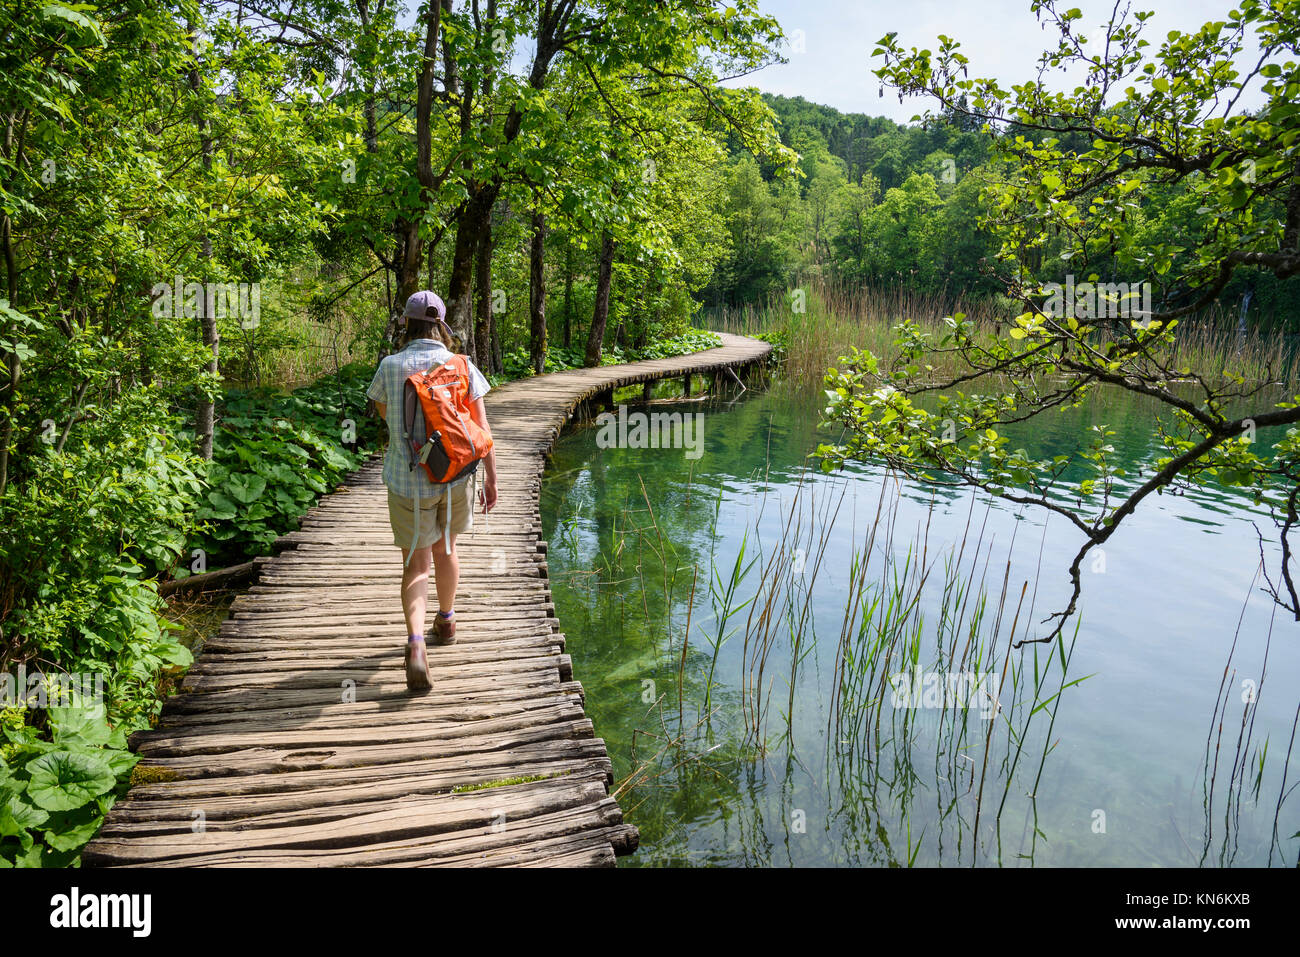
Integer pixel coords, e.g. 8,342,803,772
431,534,458,613
400,545,433,637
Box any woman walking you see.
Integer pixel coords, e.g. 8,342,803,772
367,291,498,691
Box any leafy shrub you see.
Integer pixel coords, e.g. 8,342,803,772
0,363,380,865
500,344,587,381
753,328,789,365
615,329,722,362
0,701,139,868
0,389,199,866
187,362,383,567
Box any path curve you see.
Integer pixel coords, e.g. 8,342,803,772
82,331,771,867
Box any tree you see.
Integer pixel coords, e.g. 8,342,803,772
864,172,945,287
820,0,1300,639
529,211,547,374
830,172,881,282
585,231,615,366
710,155,801,305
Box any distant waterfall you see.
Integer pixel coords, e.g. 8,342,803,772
1236,287,1254,349
1232,287,1253,335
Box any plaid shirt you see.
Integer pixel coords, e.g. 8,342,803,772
366,338,491,499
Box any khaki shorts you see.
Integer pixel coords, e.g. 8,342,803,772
388,479,475,550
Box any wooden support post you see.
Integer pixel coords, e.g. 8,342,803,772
683,373,692,397
642,380,653,402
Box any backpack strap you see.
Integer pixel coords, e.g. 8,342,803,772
402,377,420,473
446,353,471,395
402,375,421,567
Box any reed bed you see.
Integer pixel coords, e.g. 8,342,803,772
707,281,1300,398
719,466,1088,865
1197,563,1300,867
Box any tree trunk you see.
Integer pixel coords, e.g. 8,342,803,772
446,188,495,359
396,221,423,307
473,216,493,369
584,231,615,367
445,218,476,359
378,0,443,361
562,236,573,349
441,0,458,97
529,211,547,375
492,321,502,373
195,268,218,462
0,209,19,498
376,229,408,362
188,19,218,461
634,268,656,351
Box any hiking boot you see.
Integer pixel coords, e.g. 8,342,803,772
405,639,432,691
433,611,456,645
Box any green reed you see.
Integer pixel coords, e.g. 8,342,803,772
708,280,1300,397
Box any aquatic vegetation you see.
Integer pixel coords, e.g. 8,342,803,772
543,381,1300,866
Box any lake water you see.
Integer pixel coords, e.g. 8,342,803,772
540,376,1300,866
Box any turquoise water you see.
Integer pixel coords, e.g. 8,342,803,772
540,379,1300,866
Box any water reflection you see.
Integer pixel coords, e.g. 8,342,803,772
541,380,1300,866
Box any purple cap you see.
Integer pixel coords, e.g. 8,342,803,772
403,290,446,322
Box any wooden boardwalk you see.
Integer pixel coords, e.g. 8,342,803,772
83,332,771,867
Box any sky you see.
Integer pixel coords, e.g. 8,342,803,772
720,0,1265,122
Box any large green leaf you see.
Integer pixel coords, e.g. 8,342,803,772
41,804,104,852
225,473,267,505
319,445,352,470
39,4,105,44
201,490,239,520
47,705,112,748
0,786,50,839
25,751,115,812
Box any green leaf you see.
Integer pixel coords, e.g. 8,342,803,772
203,490,239,519
0,786,50,838
39,3,105,43
25,751,115,812
41,804,104,852
225,473,266,505
47,704,112,748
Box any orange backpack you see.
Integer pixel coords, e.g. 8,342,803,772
402,354,494,485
